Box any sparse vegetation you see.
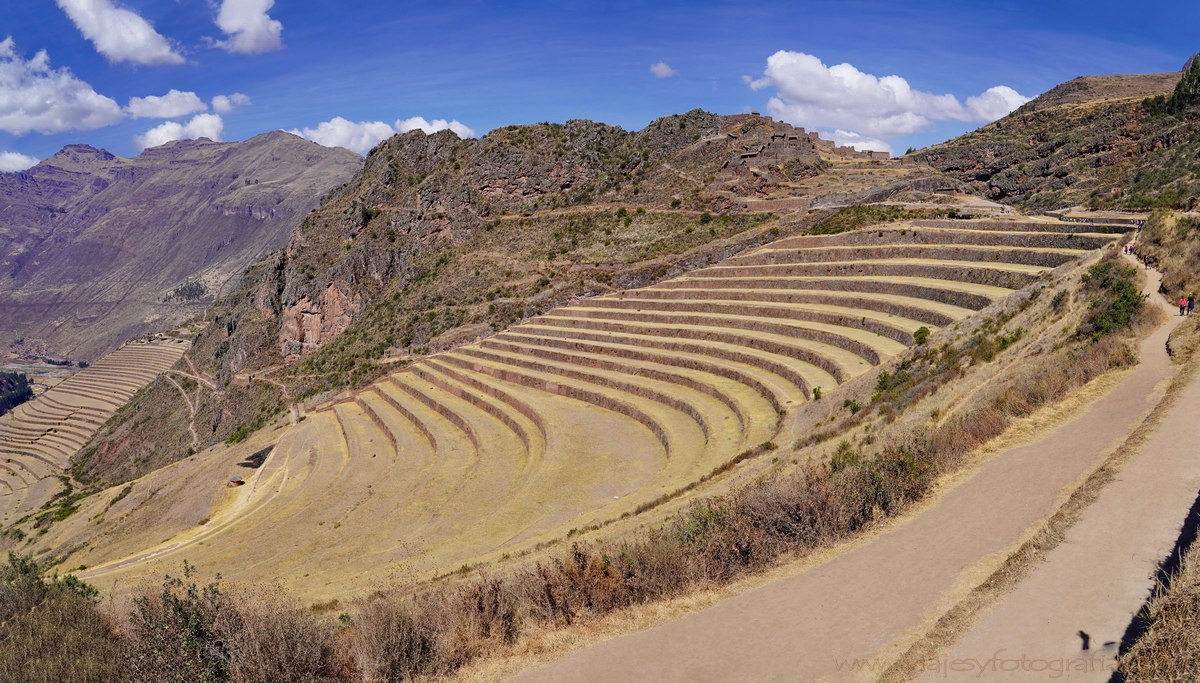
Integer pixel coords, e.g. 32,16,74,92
162,280,208,303
1119,531,1200,680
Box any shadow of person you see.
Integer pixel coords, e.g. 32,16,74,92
1079,630,1091,651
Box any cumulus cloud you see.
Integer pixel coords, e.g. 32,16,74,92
650,61,678,78
0,151,39,172
395,116,475,138
288,117,394,155
126,89,206,118
0,37,124,135
213,0,283,54
211,92,251,113
746,50,1029,143
56,0,184,66
290,116,476,154
824,129,893,154
134,112,223,149
965,86,1030,121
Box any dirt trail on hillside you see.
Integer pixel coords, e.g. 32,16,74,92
916,257,1199,682
511,264,1184,682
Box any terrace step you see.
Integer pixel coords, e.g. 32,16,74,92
530,315,871,383
478,336,773,445
656,276,1007,310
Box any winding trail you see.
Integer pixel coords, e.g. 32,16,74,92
916,255,1200,681
512,259,1188,682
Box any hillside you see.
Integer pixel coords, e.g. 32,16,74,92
915,57,1199,211
25,213,1122,600
73,111,957,484
0,133,361,361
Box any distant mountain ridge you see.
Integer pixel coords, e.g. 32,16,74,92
0,132,362,360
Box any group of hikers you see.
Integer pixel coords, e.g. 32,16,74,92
1123,243,1157,270
1124,243,1195,316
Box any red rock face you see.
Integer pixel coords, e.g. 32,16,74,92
279,281,361,357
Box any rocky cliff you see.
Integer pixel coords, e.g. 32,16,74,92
0,132,361,360
914,59,1199,211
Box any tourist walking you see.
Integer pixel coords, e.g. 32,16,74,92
1189,294,1195,316
1179,297,1187,316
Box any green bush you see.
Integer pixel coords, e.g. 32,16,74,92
913,326,930,345
127,563,231,683
1080,259,1146,340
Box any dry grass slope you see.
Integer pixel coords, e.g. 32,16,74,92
34,215,1121,601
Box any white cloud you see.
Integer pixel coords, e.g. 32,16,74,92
213,0,283,54
650,61,678,78
966,86,1031,121
747,50,1029,143
135,112,223,149
290,115,476,154
211,92,251,113
0,37,124,135
0,151,39,172
126,89,206,118
55,0,184,66
395,116,475,139
824,129,892,154
287,117,395,155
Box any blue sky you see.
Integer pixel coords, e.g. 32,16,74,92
1,0,1196,168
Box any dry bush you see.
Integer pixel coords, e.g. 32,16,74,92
126,565,232,683
1119,548,1200,680
352,599,438,682
933,330,1138,464
219,587,334,683
0,554,126,683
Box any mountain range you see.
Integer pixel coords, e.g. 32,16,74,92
0,132,360,360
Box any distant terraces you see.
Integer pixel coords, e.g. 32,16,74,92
0,339,189,515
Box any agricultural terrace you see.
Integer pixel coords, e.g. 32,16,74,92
0,340,189,520
68,217,1124,597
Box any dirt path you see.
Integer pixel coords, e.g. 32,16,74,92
162,373,199,450
512,263,1184,682
914,260,1199,681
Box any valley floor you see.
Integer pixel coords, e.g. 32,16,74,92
505,258,1196,681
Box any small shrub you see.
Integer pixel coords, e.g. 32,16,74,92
127,563,231,683
913,326,930,345
1051,289,1069,312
